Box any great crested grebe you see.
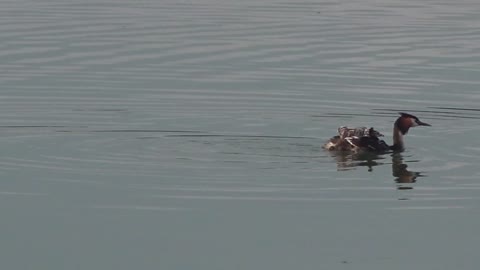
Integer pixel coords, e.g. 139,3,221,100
323,113,431,152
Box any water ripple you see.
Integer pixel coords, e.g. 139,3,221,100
0,0,479,219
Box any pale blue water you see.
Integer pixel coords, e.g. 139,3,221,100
1,0,480,269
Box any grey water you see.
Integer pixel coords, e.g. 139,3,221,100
1,0,480,269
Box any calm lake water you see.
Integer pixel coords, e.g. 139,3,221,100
2,0,480,269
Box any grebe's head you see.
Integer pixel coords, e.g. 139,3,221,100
395,112,431,135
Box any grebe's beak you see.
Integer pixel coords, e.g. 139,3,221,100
417,120,431,126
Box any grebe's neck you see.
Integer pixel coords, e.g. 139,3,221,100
392,126,404,151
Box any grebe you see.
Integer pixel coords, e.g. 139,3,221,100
323,113,431,152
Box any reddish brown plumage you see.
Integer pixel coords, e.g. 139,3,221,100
395,116,413,135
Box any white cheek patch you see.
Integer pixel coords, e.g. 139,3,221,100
411,118,419,127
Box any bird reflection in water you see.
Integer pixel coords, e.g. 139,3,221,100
330,151,383,172
391,153,424,190
329,152,424,189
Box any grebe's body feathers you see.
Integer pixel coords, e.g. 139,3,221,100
345,135,390,152
323,127,385,151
